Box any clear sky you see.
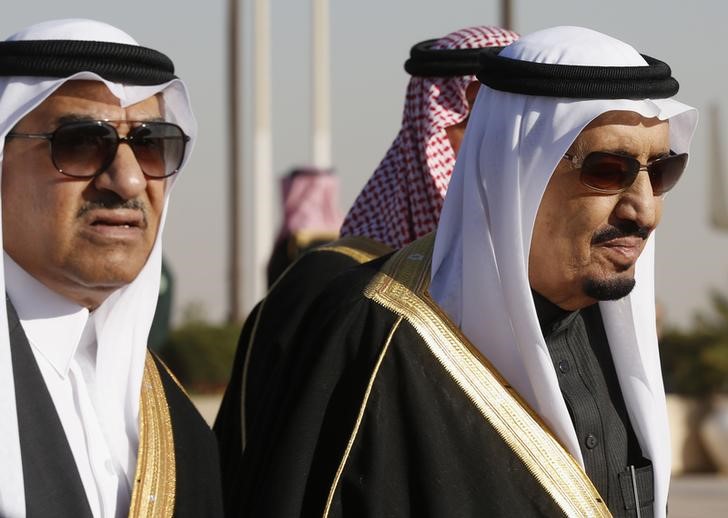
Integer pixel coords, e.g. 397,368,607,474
0,1,724,328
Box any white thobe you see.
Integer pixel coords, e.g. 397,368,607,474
4,254,134,518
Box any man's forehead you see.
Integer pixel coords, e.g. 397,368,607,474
29,80,164,121
571,111,670,153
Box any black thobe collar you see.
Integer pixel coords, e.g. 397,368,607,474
531,289,579,337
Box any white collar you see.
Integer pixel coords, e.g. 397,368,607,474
4,253,90,379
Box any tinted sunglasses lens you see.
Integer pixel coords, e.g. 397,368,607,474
580,152,638,193
129,123,187,177
648,153,688,195
52,123,116,177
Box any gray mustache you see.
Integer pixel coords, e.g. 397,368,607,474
77,198,147,224
591,222,650,245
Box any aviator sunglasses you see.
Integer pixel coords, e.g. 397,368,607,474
562,150,689,195
5,120,190,178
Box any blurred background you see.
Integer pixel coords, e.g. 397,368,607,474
1,2,726,514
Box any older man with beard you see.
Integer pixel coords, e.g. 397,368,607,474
236,27,697,517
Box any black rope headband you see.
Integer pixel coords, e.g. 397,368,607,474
404,38,504,78
0,40,176,85
476,47,679,99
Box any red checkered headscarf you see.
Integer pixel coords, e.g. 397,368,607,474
339,26,519,248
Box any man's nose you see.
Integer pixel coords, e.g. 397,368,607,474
92,143,147,200
613,171,661,230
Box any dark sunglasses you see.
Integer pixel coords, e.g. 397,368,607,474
562,150,688,195
5,120,190,179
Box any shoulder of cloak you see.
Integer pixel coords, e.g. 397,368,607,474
214,234,393,509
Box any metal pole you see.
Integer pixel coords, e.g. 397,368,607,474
501,0,513,31
227,0,241,323
243,0,274,314
709,104,728,231
312,0,332,168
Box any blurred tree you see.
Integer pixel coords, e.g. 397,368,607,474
157,301,239,393
148,258,174,352
661,291,728,395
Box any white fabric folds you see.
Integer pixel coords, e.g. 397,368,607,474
430,26,698,518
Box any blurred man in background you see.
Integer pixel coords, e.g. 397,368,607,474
266,166,343,287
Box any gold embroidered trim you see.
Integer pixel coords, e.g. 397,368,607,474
363,235,612,518
129,353,176,518
240,245,311,448
323,317,403,518
239,234,392,448
316,235,393,264
240,300,265,449
151,351,189,398
290,230,340,251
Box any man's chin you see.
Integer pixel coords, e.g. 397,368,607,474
582,276,636,301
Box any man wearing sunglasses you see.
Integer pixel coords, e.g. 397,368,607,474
238,27,697,517
0,19,222,517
